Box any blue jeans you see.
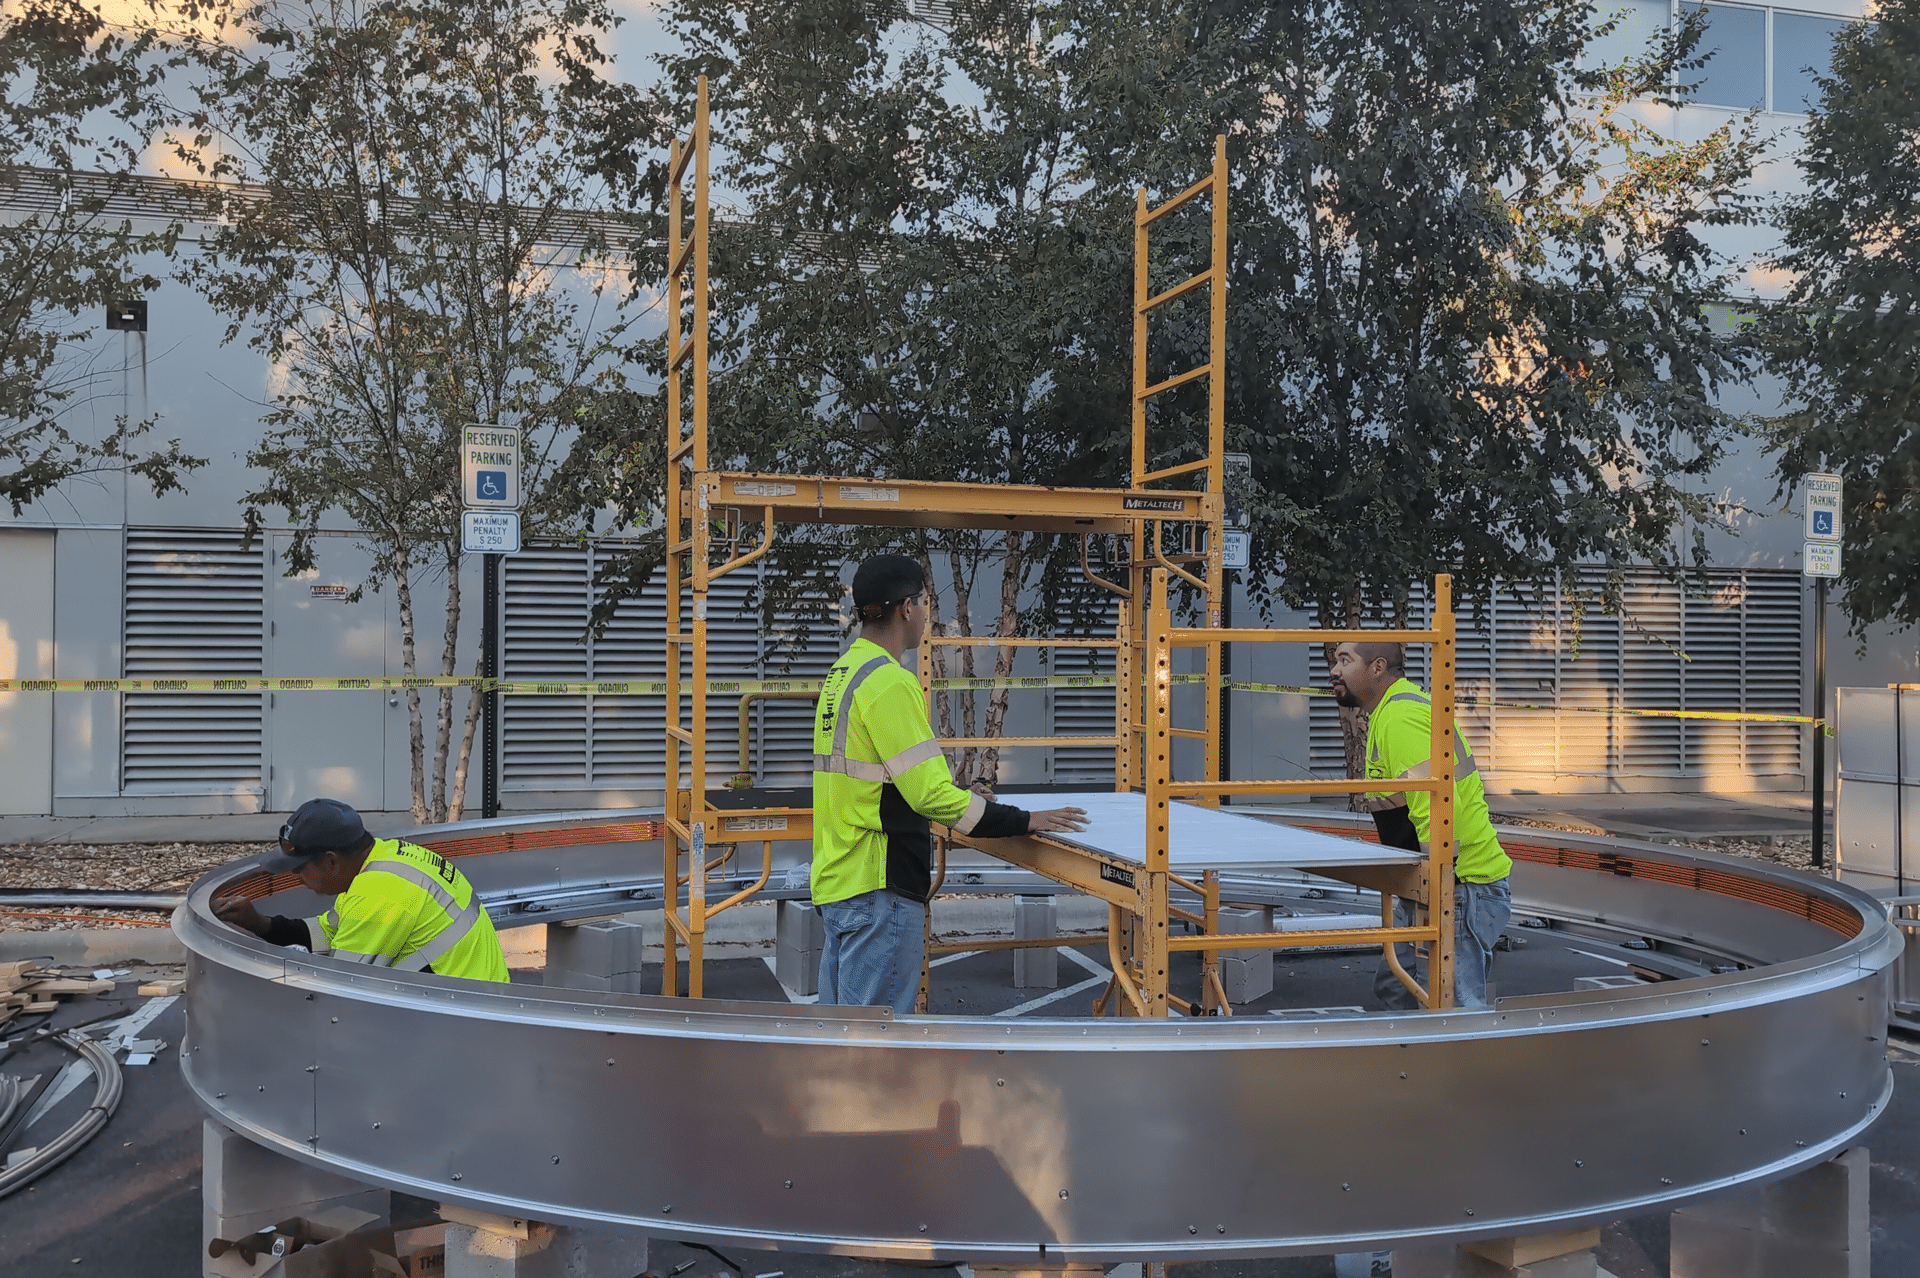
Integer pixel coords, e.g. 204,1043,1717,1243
817,889,926,1014
1373,877,1511,1011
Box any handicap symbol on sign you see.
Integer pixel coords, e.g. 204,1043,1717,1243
477,470,507,500
1812,510,1834,537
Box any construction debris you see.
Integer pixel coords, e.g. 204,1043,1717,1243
0,962,121,1029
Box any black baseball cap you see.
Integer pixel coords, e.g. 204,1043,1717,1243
851,554,925,608
261,798,367,871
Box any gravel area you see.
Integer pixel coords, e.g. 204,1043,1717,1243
0,842,253,892
0,842,253,930
1663,835,1818,874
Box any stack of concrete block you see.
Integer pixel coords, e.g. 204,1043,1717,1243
1217,904,1274,1004
775,899,824,996
544,917,646,994
1013,895,1057,989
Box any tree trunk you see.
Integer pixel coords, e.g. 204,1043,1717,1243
944,538,979,785
394,542,428,822
447,652,483,822
916,544,953,742
430,542,462,823
979,531,1025,787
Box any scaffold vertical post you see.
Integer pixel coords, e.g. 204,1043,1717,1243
1428,573,1458,1010
1200,133,1228,808
1142,569,1174,1015
663,76,710,997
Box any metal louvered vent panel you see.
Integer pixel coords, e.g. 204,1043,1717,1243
1048,595,1122,786
1306,568,1805,785
122,529,264,792
501,548,838,792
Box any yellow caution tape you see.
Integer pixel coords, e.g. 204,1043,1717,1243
0,673,1822,728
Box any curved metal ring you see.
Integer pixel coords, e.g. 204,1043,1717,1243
176,814,1900,1261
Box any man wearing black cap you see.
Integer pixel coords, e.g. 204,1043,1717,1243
812,553,1089,1012
211,798,509,982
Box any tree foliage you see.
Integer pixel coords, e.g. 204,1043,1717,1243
563,0,1763,778
175,0,651,819
1762,0,1920,634
0,0,203,513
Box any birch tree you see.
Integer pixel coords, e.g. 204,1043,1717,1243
176,0,649,820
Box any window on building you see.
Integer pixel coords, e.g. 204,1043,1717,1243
1584,0,1673,70
1772,11,1850,112
1601,4,1856,114
1682,1,1769,110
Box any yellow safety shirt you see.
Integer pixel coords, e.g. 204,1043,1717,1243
305,839,509,981
1363,678,1512,884
811,637,1029,905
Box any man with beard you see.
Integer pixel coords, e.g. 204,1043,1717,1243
1329,641,1511,1009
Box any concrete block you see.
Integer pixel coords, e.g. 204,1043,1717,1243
1218,905,1274,1004
203,1120,388,1278
775,899,823,995
1013,894,1057,989
1390,1234,1598,1278
544,918,645,995
1671,1146,1869,1278
442,1207,646,1278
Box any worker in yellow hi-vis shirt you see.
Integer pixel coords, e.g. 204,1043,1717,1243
212,798,509,982
812,555,1089,1012
1330,641,1513,1010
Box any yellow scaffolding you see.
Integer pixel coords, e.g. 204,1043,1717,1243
658,78,1460,1013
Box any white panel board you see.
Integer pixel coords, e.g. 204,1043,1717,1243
995,791,1418,872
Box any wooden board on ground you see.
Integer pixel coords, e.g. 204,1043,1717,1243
138,978,187,997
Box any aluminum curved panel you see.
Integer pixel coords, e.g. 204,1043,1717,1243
176,825,1902,1261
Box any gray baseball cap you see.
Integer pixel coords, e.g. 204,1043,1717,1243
260,797,368,871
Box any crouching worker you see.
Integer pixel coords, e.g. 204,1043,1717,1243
212,798,509,982
812,554,1089,1013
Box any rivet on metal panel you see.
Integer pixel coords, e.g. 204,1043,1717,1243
1796,1140,1808,1147
553,1156,561,1164
1660,1178,1673,1185
306,1066,317,1073
1840,1092,1847,1098
918,1225,928,1233
785,1181,793,1189
331,1017,338,1023
373,1123,381,1129
607,1058,615,1066
1574,1160,1583,1167
257,1085,264,1092
305,993,314,1000
663,1205,672,1213
1701,1039,1710,1045
1739,1129,1747,1135
216,1092,226,1098
452,1173,463,1181
1060,1190,1069,1199
1216,1225,1225,1233
1400,1072,1407,1079
1464,1210,1475,1217
1188,1227,1197,1235
1342,1184,1351,1191
997,1079,1005,1087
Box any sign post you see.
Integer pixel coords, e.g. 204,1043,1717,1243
463,426,523,820
1803,472,1842,871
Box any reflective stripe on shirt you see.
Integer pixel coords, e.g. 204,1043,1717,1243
814,656,893,780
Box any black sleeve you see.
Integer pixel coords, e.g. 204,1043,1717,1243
260,914,317,949
1371,806,1422,854
968,800,1031,839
